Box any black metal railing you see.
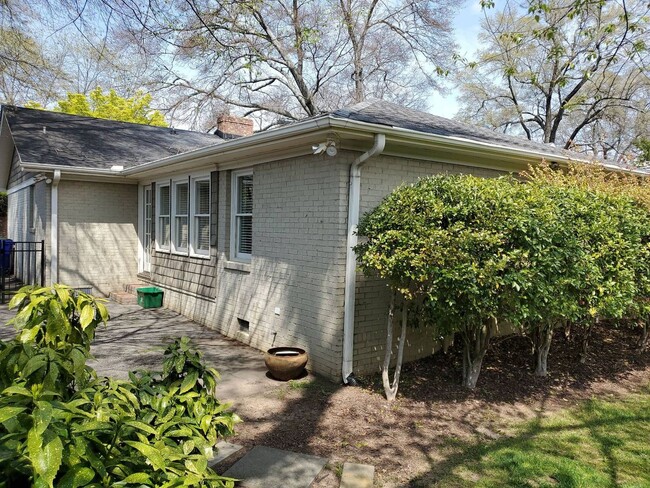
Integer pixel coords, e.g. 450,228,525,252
0,240,45,303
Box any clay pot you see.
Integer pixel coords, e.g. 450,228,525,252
264,347,308,381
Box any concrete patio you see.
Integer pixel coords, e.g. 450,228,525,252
0,301,287,407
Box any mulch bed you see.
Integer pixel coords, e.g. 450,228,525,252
223,324,650,487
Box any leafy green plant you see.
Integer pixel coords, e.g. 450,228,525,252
0,285,238,487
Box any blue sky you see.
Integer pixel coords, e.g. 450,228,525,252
429,1,488,118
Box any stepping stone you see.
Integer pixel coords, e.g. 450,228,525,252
223,445,327,488
209,441,244,466
340,462,374,488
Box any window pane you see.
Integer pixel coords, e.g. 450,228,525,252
160,216,170,247
237,215,252,254
175,216,188,248
195,180,210,215
159,186,170,214
238,175,253,214
196,216,210,251
176,182,188,215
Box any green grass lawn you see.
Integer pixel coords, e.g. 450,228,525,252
426,387,650,487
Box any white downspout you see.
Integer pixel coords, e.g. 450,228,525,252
50,170,61,285
342,133,385,384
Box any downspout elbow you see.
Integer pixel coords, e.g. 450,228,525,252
342,134,385,384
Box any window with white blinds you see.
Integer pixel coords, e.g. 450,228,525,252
157,183,171,251
173,181,189,252
155,174,211,258
231,170,253,261
191,178,210,256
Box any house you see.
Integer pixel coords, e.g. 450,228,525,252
0,100,606,381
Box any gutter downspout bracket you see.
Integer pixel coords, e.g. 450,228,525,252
342,133,385,384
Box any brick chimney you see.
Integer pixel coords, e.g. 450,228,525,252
216,114,254,139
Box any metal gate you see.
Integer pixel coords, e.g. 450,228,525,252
0,240,46,303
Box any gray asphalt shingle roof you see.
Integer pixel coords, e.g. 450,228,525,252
2,106,223,170
332,100,576,159
3,100,578,173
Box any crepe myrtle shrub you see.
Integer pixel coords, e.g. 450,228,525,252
523,164,650,366
355,175,531,392
0,285,239,488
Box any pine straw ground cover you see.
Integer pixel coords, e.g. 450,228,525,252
217,324,650,487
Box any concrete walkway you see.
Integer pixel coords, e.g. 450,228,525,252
88,302,285,405
0,301,374,487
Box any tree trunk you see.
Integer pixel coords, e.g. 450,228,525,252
534,322,553,376
638,320,648,352
563,320,572,343
382,292,408,401
442,333,454,354
579,319,596,364
461,317,496,389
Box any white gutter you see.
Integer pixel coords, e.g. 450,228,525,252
342,133,385,384
50,170,61,285
20,162,135,178
122,117,332,176
19,115,642,178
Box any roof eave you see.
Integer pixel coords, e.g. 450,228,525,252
17,113,646,178
121,116,333,176
19,162,140,182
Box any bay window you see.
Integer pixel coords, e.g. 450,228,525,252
155,173,210,258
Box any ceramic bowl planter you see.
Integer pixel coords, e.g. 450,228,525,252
264,347,308,381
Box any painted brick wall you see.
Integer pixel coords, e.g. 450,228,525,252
212,154,351,378
353,155,505,375
153,154,352,378
58,181,138,296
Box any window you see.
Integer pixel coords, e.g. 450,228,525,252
155,174,211,258
173,180,189,253
191,178,210,256
231,170,253,261
157,183,171,251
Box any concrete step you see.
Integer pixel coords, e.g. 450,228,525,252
209,441,243,467
223,446,327,488
109,291,138,305
124,282,147,294
340,462,375,488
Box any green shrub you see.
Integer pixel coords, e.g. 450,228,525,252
356,171,650,392
0,284,239,487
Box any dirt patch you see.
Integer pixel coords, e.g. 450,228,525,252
218,325,650,487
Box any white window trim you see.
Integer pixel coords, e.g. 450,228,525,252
171,177,190,255
230,169,253,263
190,176,211,258
155,181,171,252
